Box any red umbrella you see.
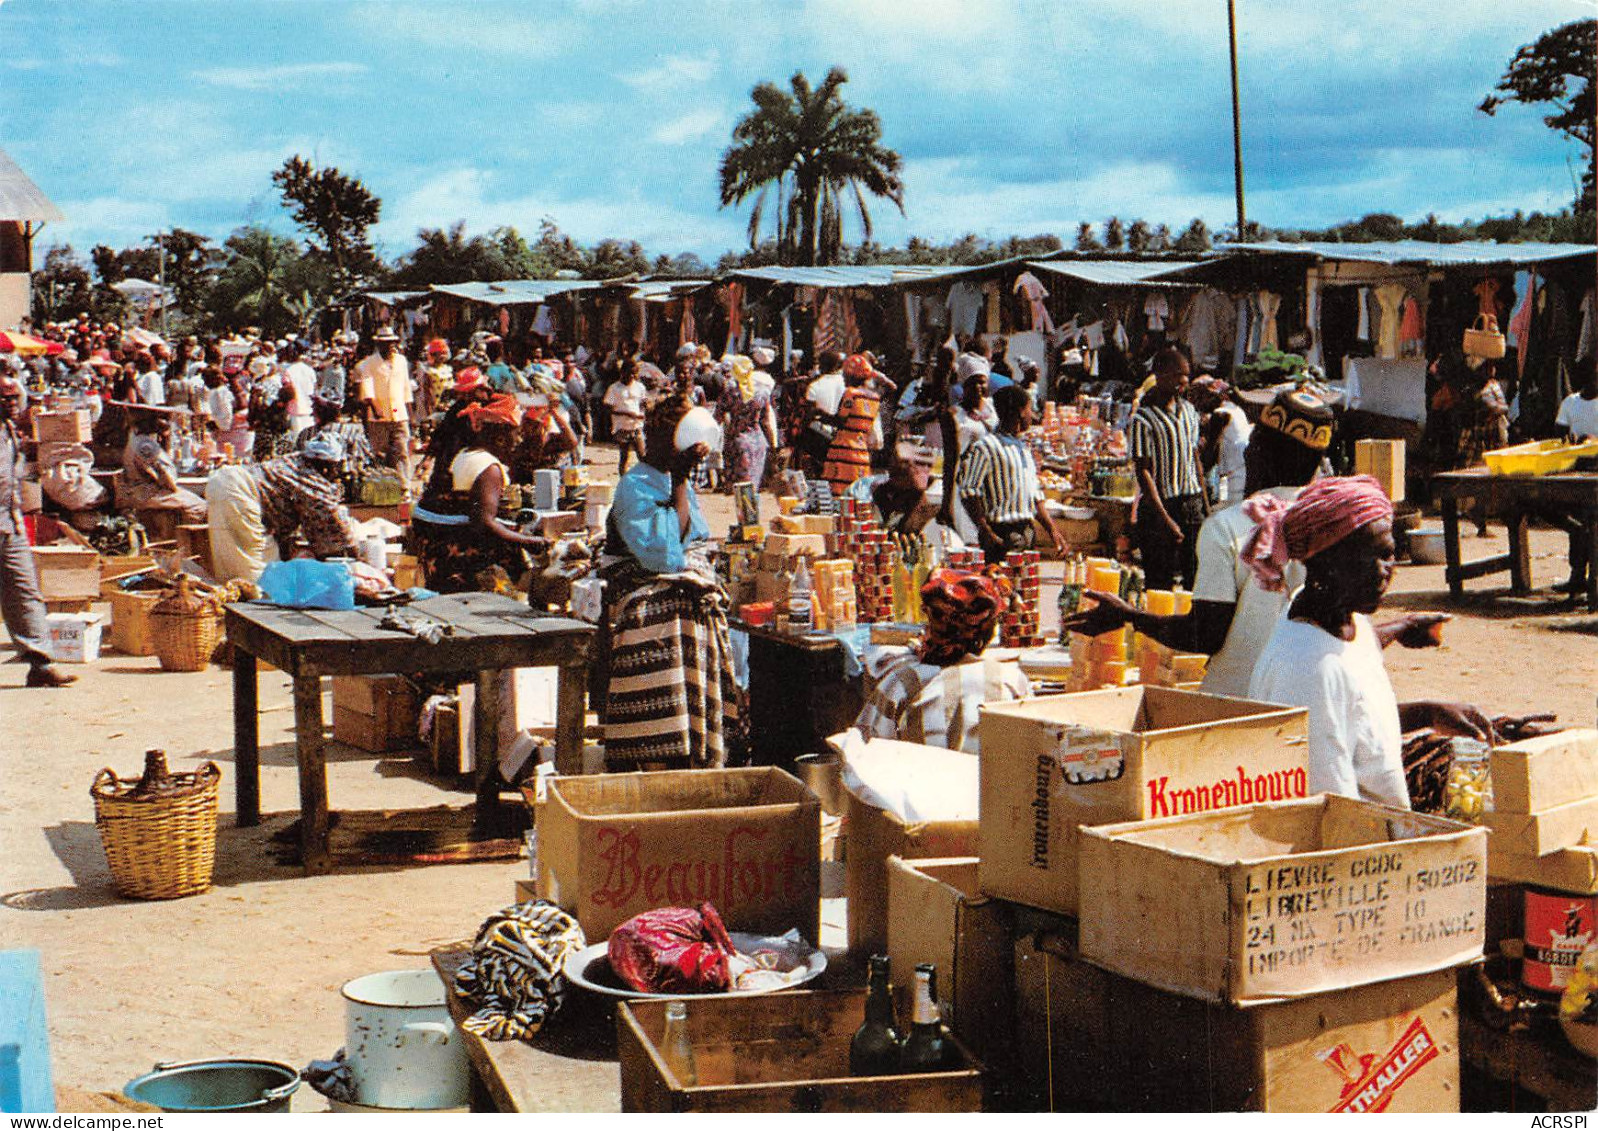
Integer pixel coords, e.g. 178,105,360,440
0,330,63,356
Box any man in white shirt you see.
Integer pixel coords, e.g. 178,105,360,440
1549,357,1598,595
283,343,318,436
353,327,414,483
133,352,165,406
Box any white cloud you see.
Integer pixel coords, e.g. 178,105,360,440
194,62,368,92
650,110,723,147
619,51,718,91
348,4,572,58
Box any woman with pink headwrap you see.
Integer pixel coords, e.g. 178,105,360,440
1245,476,1491,807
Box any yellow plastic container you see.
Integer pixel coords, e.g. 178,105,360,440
1484,439,1598,476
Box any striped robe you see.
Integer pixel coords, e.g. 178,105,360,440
854,648,1031,754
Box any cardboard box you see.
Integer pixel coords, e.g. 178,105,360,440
763,532,827,558
1355,439,1406,503
1015,918,1459,1112
847,781,979,955
31,545,101,602
885,856,1013,1066
979,687,1309,915
538,510,584,538
534,767,820,942
31,409,92,444
1488,843,1598,896
1490,729,1598,813
331,675,420,752
1484,794,1598,856
108,589,161,656
1078,794,1487,1005
616,990,981,1113
45,612,103,663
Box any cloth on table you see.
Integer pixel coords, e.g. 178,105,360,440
854,645,1029,754
452,901,586,1042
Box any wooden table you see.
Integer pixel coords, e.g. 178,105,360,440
225,592,593,873
431,949,622,1112
1430,468,1598,610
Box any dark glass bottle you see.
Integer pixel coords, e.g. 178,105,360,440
849,954,901,1076
899,963,947,1072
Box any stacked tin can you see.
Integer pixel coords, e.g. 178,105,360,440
834,498,897,623
1000,549,1044,647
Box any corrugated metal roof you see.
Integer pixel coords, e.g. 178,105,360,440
1026,259,1203,287
430,279,602,306
0,147,64,223
363,290,429,306
725,264,964,288
629,279,708,299
1222,240,1595,267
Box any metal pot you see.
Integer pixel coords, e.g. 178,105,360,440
123,1058,300,1113
1409,528,1447,565
341,969,468,1110
795,751,845,816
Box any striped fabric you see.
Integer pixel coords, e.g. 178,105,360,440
821,386,881,491
1127,399,1204,499
855,652,1031,754
604,563,743,770
956,432,1042,526
253,453,355,557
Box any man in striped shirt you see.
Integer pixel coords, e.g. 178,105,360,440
1128,347,1208,588
957,384,1065,563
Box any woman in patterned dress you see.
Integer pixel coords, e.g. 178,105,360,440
821,353,884,494
717,355,779,489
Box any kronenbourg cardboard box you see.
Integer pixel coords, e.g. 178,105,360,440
979,686,1308,916
1016,912,1461,1113
535,767,820,943
885,856,1013,1067
1489,728,1598,813
1078,794,1487,1005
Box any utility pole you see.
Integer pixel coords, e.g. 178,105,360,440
1227,0,1247,240
157,230,168,338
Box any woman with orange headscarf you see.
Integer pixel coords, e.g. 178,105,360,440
411,393,546,593
821,353,885,493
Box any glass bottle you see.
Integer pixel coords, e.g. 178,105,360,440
788,556,814,634
661,1000,698,1087
898,963,947,1073
850,954,902,1076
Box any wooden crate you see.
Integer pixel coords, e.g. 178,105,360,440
331,675,421,753
1013,916,1460,1112
109,589,162,656
979,686,1308,916
1078,795,1487,1005
1485,796,1598,857
32,545,101,602
616,990,982,1113
175,524,212,577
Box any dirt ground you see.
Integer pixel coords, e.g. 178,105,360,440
3,443,1595,1109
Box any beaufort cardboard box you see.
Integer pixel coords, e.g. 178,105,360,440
1078,795,1487,1005
1490,729,1598,813
979,687,1308,916
1016,916,1459,1113
846,780,979,956
885,856,1013,1065
534,767,820,942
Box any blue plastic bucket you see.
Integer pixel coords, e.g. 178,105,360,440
123,1059,300,1113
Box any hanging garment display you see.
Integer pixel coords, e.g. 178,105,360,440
1578,287,1596,363
1013,272,1054,333
945,281,982,338
1234,295,1253,365
839,291,862,354
904,292,923,361
1257,291,1282,353
1305,276,1323,366
1355,287,1372,341
1473,277,1502,318
983,281,1002,334
1143,292,1170,332
721,282,744,355
1373,284,1406,359
679,297,696,348
532,304,556,339
813,290,842,357
1509,272,1537,380
1181,289,1235,371
1399,294,1425,357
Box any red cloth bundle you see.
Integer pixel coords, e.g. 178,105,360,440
607,903,737,994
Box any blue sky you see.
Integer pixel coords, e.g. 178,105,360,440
1,0,1592,262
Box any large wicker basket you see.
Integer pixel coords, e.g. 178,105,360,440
91,751,221,900
150,575,225,672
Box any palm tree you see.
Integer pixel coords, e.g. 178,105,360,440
719,67,904,266
216,227,298,333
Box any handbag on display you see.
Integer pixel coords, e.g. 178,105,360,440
1462,313,1506,360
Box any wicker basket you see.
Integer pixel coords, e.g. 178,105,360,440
150,575,225,672
91,750,221,900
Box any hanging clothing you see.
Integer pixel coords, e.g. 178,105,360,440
1143,293,1170,332
1399,294,1425,357
1509,271,1537,380
679,298,696,348
1578,288,1596,364
1305,276,1324,366
945,282,983,338
1183,290,1235,371
1473,277,1502,319
905,292,924,360
722,282,744,352
1373,284,1406,360
838,291,862,354
983,282,1002,334
1234,296,1253,366
532,304,556,339
1355,287,1372,341
1013,272,1054,333
1257,291,1282,353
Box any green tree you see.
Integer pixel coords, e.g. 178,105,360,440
1102,217,1125,251
31,245,94,323
1480,18,1596,213
1075,222,1102,251
149,228,222,316
271,155,383,286
718,67,905,266
208,227,314,336
390,221,518,287
1173,218,1212,253
1127,219,1153,253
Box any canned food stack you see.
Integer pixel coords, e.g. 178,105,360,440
998,550,1044,648
833,500,895,623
